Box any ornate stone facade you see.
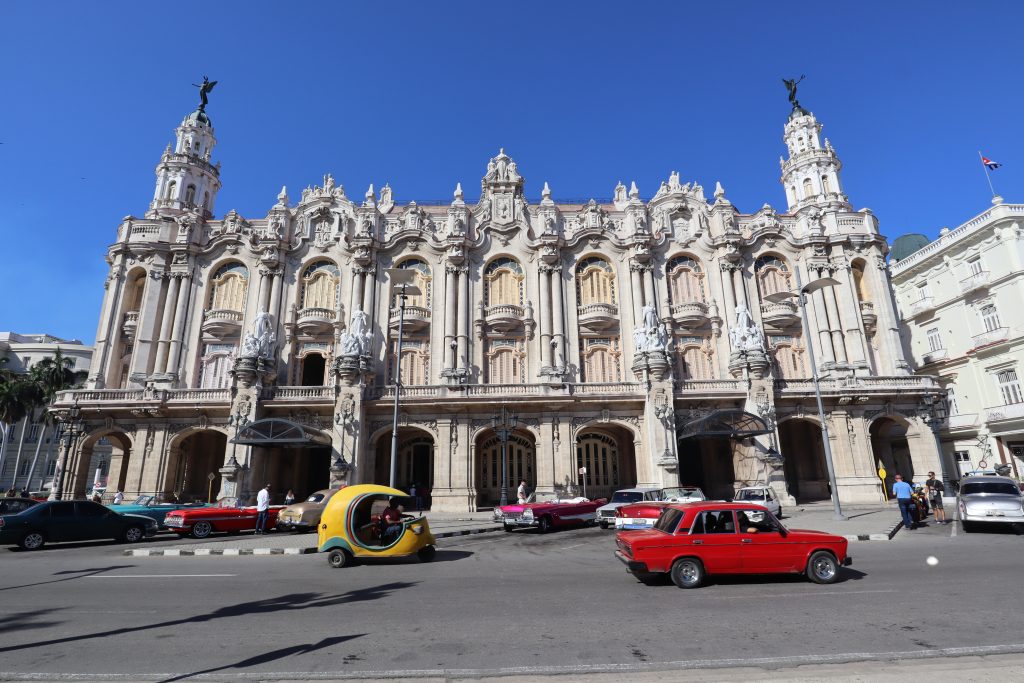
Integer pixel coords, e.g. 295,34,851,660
51,101,942,510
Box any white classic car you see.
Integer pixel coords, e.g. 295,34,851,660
958,476,1024,531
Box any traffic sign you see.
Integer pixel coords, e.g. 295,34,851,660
579,467,587,475
207,472,217,481
978,459,988,469
877,466,886,481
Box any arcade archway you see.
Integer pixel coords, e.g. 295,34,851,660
778,418,829,502
373,427,435,505
871,416,915,492
476,429,536,508
165,430,227,503
575,427,638,500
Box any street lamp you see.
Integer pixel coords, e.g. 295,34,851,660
333,403,353,475
50,397,84,501
385,268,422,489
765,272,846,521
491,405,519,507
227,409,250,470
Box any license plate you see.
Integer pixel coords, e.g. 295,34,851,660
986,511,1004,517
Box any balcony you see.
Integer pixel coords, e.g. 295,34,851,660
577,302,619,330
389,304,431,332
262,385,335,402
296,307,337,335
674,379,746,396
959,270,991,295
984,402,1024,423
202,309,243,336
859,301,877,334
759,300,800,329
946,413,979,430
121,311,139,341
484,304,525,334
569,382,644,396
971,326,1009,349
908,297,935,318
921,348,948,365
670,301,710,327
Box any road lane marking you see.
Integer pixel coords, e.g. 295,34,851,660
84,574,237,578
441,538,504,548
560,543,586,550
715,588,897,599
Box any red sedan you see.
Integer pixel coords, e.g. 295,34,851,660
615,502,850,589
163,499,286,538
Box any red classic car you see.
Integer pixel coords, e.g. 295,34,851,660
494,492,607,533
163,499,286,538
615,502,850,589
615,500,675,530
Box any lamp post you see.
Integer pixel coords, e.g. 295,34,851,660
385,268,422,489
765,272,846,521
333,403,353,475
50,397,84,501
227,409,250,470
491,405,518,507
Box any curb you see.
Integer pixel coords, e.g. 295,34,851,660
123,525,504,556
841,520,902,542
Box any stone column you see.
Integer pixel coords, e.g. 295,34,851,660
868,256,908,374
362,267,376,331
129,271,167,382
443,266,458,372
92,262,126,389
166,273,192,377
351,270,365,314
630,263,644,326
551,265,565,369
834,265,868,370
809,273,836,365
823,277,848,363
732,266,748,310
719,263,737,341
257,268,273,312
457,267,470,373
152,275,180,376
642,267,656,311
268,266,284,326
539,268,552,369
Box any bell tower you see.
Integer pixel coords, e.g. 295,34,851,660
146,83,222,219
779,96,850,214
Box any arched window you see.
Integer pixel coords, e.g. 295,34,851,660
388,339,429,386
755,255,791,300
480,432,535,491
199,343,237,389
185,184,196,206
124,270,147,312
393,258,432,308
581,337,621,383
575,256,616,305
673,337,714,380
770,335,806,379
300,261,340,310
666,255,705,304
165,180,177,201
576,433,621,489
207,262,248,312
802,177,813,199
485,339,525,384
821,174,831,194
484,257,523,307
851,260,870,302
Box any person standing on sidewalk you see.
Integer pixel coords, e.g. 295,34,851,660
893,474,915,530
925,471,947,524
255,484,272,534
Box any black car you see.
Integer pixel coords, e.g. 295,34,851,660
0,500,158,550
0,498,39,515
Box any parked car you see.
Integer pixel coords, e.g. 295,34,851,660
108,495,213,528
277,488,342,532
614,502,851,589
0,500,158,550
494,492,608,533
957,476,1024,531
610,487,707,530
595,488,663,528
163,498,286,538
733,486,782,517
0,498,40,516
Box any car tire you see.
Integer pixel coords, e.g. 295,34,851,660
961,521,975,533
122,526,145,544
503,524,514,532
806,551,839,584
599,521,609,529
327,549,351,568
670,558,704,589
538,516,552,534
191,521,213,539
20,531,45,551
776,507,782,519
417,545,437,562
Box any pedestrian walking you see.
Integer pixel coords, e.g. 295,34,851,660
284,489,295,505
517,480,528,504
113,490,124,505
19,488,28,498
5,488,15,498
410,482,423,512
925,471,947,524
893,474,915,530
255,484,271,534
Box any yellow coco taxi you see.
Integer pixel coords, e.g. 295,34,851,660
317,484,437,568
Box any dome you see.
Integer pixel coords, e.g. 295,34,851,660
182,109,212,127
891,233,931,262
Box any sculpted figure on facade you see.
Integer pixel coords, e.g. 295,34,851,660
340,309,372,357
729,304,765,353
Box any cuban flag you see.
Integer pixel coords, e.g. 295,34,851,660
982,156,1002,171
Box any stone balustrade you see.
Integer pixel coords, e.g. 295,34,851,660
971,327,1009,349
984,402,1024,423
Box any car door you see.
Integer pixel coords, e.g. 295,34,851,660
47,502,81,541
687,510,742,573
736,509,790,572
75,502,117,541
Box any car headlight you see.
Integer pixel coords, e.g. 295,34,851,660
493,509,503,521
523,509,534,520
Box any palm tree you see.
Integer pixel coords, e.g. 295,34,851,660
0,368,42,489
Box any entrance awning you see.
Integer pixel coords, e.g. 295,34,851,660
230,418,331,447
678,409,773,440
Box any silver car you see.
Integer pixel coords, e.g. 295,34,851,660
958,476,1024,531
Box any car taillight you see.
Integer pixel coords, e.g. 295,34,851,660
0,518,5,528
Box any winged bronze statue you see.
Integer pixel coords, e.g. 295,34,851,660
193,76,218,111
782,75,805,108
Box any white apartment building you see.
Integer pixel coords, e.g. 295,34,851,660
892,200,1024,481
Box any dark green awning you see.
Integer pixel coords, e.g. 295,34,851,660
230,418,330,446
679,409,772,440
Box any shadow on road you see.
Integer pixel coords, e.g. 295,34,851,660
0,583,415,655
158,634,364,683
630,567,867,588
0,565,137,592
0,608,64,634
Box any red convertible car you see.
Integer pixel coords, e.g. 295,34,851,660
494,492,607,533
163,499,286,538
615,502,850,589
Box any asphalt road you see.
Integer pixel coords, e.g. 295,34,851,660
0,522,1021,681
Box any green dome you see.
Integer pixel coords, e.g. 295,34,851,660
183,109,211,127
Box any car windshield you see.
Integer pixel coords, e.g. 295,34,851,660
662,487,701,500
306,493,325,503
533,492,559,503
610,492,644,504
653,508,684,533
131,496,153,506
961,482,1020,496
736,490,766,501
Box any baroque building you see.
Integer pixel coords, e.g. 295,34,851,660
891,199,1024,481
51,94,942,510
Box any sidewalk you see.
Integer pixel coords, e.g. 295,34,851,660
124,511,501,557
781,501,903,541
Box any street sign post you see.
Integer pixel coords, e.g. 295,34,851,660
207,472,216,503
878,466,887,501
578,467,587,498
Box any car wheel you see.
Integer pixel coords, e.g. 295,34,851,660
670,558,704,589
503,524,514,533
20,531,45,551
538,516,552,533
599,521,609,529
327,549,351,568
807,551,839,584
191,521,213,539
961,521,975,533
122,526,145,543
776,507,782,519
417,545,437,562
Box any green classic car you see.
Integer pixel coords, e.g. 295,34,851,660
108,496,213,529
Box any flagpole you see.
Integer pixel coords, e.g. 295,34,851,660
978,151,998,198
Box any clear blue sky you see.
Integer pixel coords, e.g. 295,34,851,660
1,1,1020,344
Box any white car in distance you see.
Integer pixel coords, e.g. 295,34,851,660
734,486,782,518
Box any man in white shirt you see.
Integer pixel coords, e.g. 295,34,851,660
517,480,528,504
255,484,271,534
113,490,124,505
